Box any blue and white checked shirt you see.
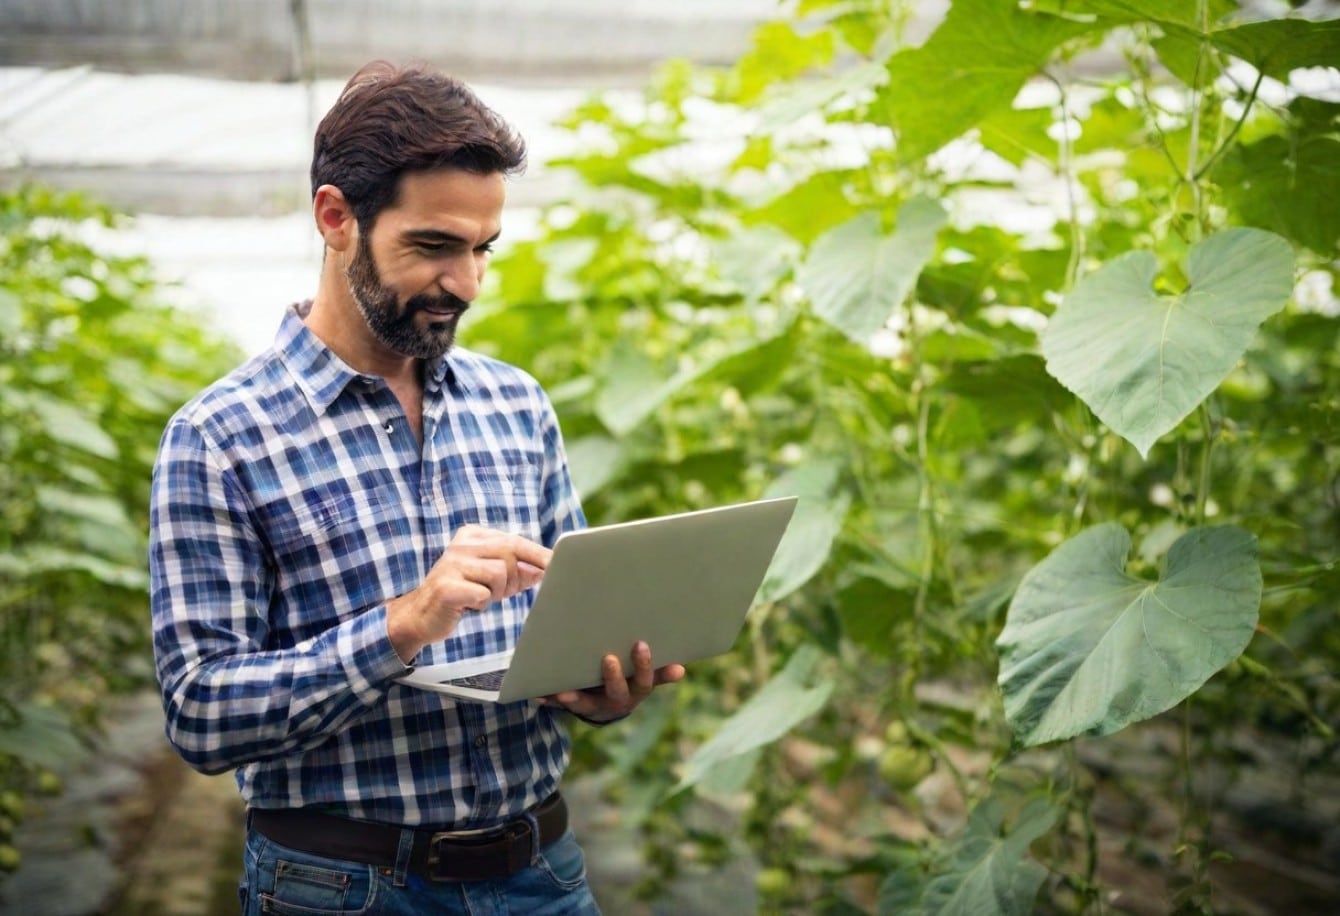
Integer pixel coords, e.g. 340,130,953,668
149,303,584,829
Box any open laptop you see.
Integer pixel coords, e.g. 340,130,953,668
396,496,798,703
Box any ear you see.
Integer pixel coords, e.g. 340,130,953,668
313,185,356,253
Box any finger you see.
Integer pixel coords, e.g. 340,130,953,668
450,530,550,598
517,560,544,590
600,653,631,706
630,641,655,691
497,553,521,600
653,663,687,686
455,555,510,602
422,557,494,607
448,531,518,595
448,524,496,553
506,534,552,573
548,690,582,709
547,690,600,719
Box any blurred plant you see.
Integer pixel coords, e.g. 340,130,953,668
0,185,239,876
468,0,1339,911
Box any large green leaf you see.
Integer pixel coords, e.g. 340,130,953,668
712,225,803,303
940,355,1072,430
1207,17,1340,80
759,460,850,602
837,578,915,656
0,702,88,770
733,20,837,105
996,523,1261,747
744,168,864,244
879,795,1059,916
565,435,625,499
1036,2,1339,80
673,644,834,794
1041,228,1294,457
0,547,150,590
797,197,946,344
1032,0,1234,27
1215,99,1340,257
36,485,134,531
594,340,671,435
977,104,1057,167
0,286,22,337
872,0,1096,161
594,329,800,436
23,390,120,460
757,59,889,130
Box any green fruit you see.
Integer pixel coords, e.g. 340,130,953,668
0,845,20,872
884,720,909,745
754,866,793,898
878,745,933,790
36,772,62,796
0,792,22,819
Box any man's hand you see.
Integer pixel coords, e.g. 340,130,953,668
387,525,550,663
542,641,686,723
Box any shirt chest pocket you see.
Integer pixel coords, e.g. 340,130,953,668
259,491,409,573
439,451,543,540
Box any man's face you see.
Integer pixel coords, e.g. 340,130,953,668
344,168,506,360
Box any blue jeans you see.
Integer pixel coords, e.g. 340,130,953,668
240,823,601,915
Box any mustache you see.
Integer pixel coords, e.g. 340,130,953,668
405,292,470,316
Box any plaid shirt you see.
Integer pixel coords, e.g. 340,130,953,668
149,304,584,829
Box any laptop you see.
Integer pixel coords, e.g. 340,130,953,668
396,496,799,703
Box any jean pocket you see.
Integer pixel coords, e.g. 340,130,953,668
247,833,378,915
534,830,589,893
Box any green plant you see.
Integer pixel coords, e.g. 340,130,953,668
467,0,1338,911
0,185,239,875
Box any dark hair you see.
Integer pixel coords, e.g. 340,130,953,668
310,60,527,231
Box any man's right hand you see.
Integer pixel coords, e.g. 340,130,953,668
386,525,550,663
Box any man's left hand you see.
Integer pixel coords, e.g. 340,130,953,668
541,641,685,723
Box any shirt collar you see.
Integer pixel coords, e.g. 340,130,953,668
276,302,462,414
425,348,461,396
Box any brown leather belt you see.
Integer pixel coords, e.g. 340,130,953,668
249,792,567,882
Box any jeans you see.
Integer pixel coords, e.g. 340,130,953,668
239,824,601,915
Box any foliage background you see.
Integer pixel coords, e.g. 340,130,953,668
460,0,1337,912
0,0,1336,912
0,185,240,875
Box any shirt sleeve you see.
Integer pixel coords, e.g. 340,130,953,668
535,388,586,546
148,415,410,776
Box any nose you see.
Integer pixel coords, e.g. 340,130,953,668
440,253,483,303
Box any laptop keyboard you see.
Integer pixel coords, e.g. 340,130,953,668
446,669,506,690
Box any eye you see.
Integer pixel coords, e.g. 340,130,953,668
476,242,495,255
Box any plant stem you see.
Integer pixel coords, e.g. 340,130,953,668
1065,744,1103,914
1128,32,1185,181
1194,68,1264,181
1195,402,1216,525
1178,698,1215,910
902,298,936,681
1047,72,1085,289
1184,0,1212,238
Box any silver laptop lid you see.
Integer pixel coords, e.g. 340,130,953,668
496,496,799,701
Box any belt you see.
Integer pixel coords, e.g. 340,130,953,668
249,792,567,882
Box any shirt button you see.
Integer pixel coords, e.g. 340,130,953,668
474,736,487,748
384,421,394,434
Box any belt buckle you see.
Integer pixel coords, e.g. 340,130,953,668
425,821,531,882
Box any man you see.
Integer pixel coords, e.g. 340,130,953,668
149,60,683,915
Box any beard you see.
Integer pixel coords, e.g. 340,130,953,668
344,232,468,360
